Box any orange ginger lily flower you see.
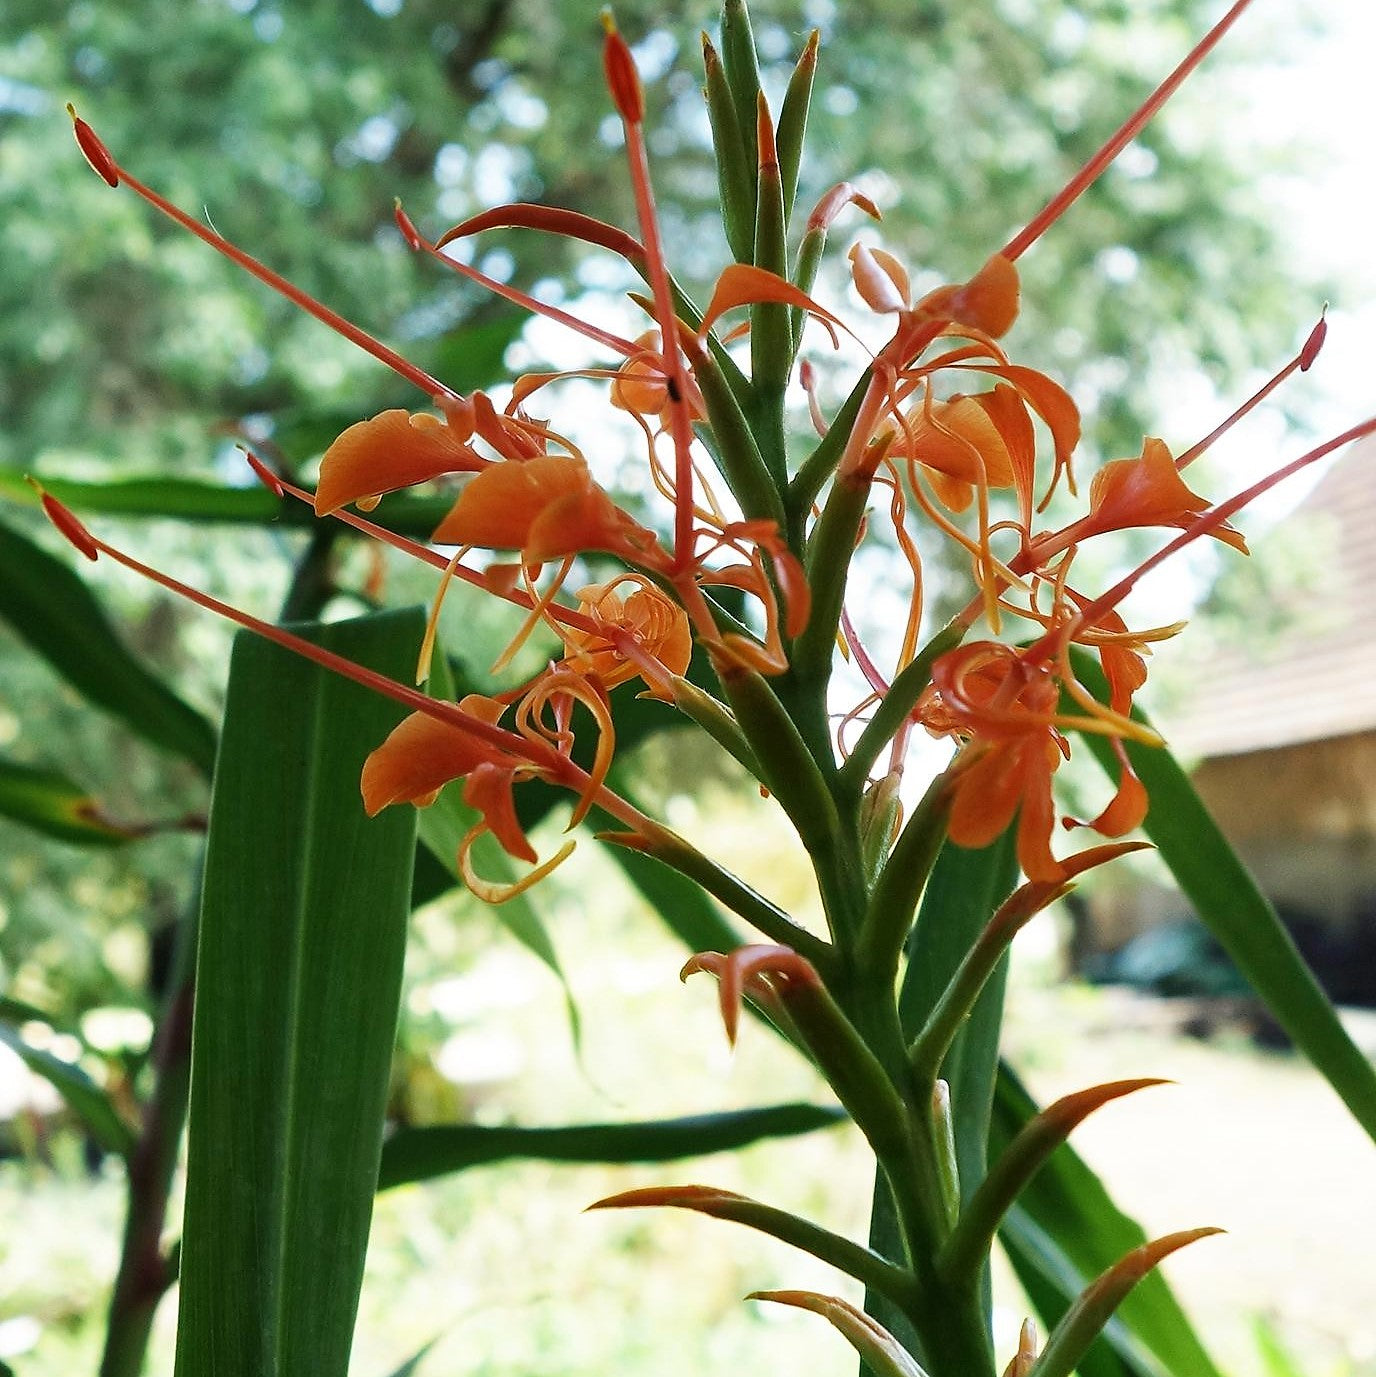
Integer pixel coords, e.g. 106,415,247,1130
888,390,1020,514
1037,435,1247,559
558,576,692,699
431,453,668,568
921,643,1068,882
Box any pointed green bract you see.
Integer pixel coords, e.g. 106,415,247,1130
993,1064,1226,1377
174,611,420,1377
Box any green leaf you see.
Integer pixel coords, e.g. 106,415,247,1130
0,1023,136,1157
992,1062,1225,1377
863,828,1018,1368
0,756,135,845
0,467,452,535
0,513,217,775
1069,648,1376,1146
378,1102,845,1190
174,610,421,1377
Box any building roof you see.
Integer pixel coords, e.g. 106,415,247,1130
1160,435,1376,759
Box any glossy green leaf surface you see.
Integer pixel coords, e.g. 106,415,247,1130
1070,649,1376,1145
0,514,217,775
993,1063,1224,1377
379,1102,845,1190
0,757,134,845
174,611,420,1377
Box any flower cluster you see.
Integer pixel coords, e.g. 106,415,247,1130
49,4,1376,1372
60,1,1371,908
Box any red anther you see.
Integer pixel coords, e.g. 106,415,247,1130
33,484,100,561
244,450,286,498
1300,309,1328,372
67,106,119,188
393,200,426,252
601,14,645,124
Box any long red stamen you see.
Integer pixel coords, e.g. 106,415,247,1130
70,112,453,399
603,20,699,566
1175,311,1326,469
1054,415,1376,647
395,203,641,359
42,497,538,756
1002,0,1259,261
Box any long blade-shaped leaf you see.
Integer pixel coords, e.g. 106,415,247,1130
1069,648,1376,1145
174,611,420,1377
993,1062,1225,1377
0,514,217,774
378,1102,845,1190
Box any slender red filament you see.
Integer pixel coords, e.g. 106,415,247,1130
1002,0,1259,262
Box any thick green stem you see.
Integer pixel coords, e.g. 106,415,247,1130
689,341,786,526
791,474,868,688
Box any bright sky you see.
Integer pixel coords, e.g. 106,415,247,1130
1232,0,1376,431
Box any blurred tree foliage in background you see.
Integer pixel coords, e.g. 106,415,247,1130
0,0,1307,1022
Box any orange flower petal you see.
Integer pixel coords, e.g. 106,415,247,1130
698,264,844,348
360,701,505,815
461,760,538,864
431,455,595,549
1087,437,1248,550
947,744,1027,851
916,254,1021,337
315,409,483,515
